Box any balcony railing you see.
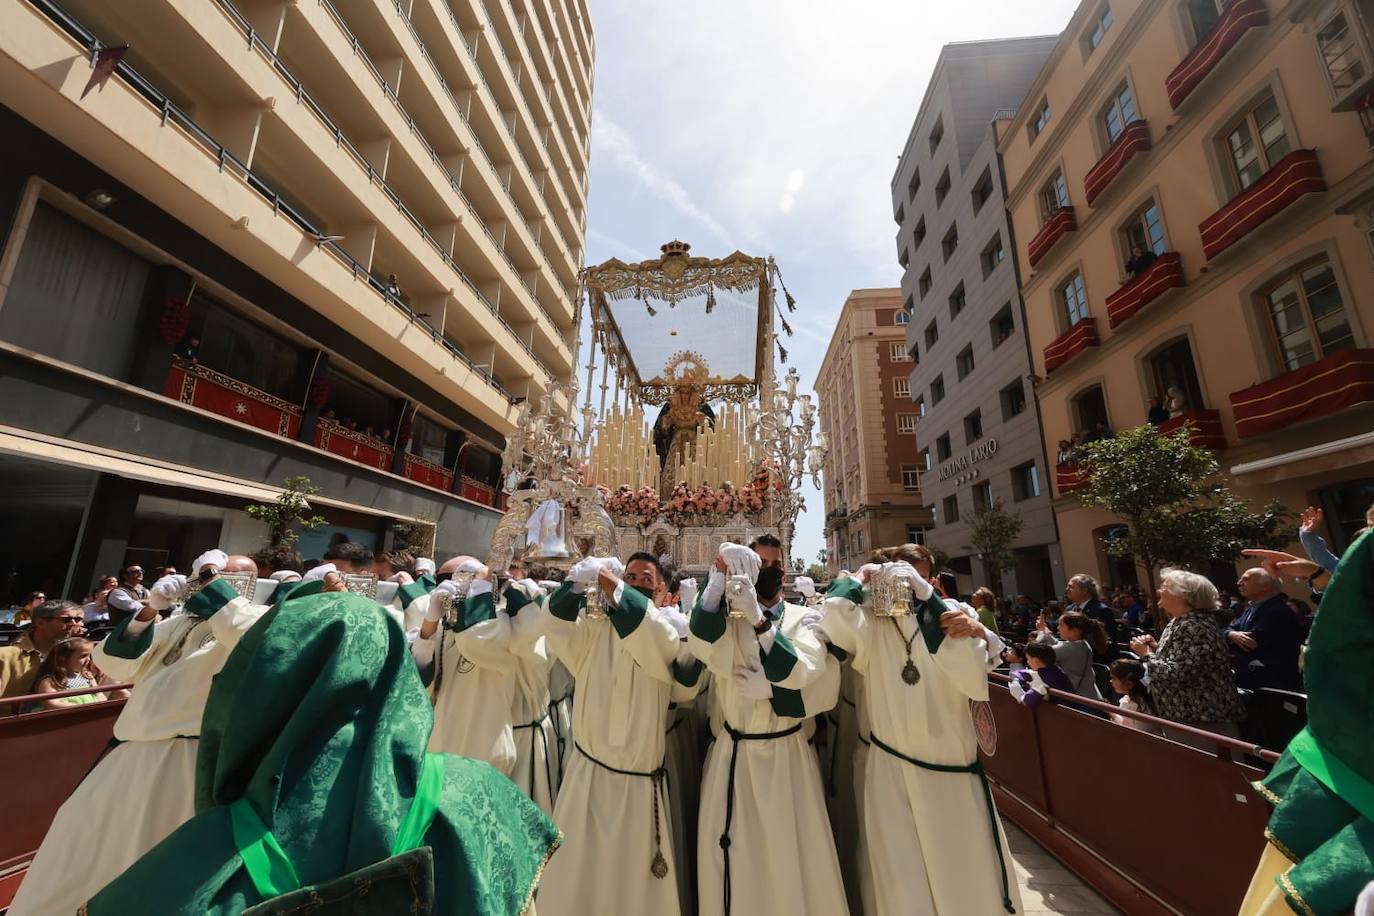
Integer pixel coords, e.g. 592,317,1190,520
1084,120,1151,205
1105,252,1185,328
163,358,303,438
1229,348,1374,438
1199,150,1326,260
1043,317,1098,374
460,475,503,507
315,418,394,470
1157,409,1227,450
1027,206,1077,269
1055,463,1090,496
1166,0,1268,109
402,452,456,492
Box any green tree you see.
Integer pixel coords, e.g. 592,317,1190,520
964,498,1024,594
804,563,829,582
245,476,327,548
392,515,437,556
816,548,829,567
1078,425,1289,625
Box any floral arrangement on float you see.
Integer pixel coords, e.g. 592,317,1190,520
601,466,778,529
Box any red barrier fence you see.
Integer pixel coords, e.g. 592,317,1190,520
981,674,1274,916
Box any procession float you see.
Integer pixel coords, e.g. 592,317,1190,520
486,240,825,577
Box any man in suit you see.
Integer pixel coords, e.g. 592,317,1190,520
1227,567,1303,690
1066,574,1118,657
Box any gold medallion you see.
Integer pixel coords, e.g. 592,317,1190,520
902,660,921,685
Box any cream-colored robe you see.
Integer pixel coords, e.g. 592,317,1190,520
547,657,574,790
666,647,706,916
828,658,866,914
689,595,848,916
538,582,683,916
508,588,558,816
821,580,1021,916
411,583,518,776
10,580,267,916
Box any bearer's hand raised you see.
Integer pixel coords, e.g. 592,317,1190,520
725,574,763,626
882,562,934,601
147,575,189,612
734,664,773,700
566,557,604,585
719,543,761,581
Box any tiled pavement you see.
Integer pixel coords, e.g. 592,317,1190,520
1006,821,1122,915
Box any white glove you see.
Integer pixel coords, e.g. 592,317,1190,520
701,567,727,612
677,577,699,611
537,580,561,593
455,558,484,575
426,579,461,622
798,609,824,631
883,561,934,601
726,574,762,626
857,563,882,584
511,578,542,599
566,557,605,585
662,606,690,640
389,571,415,585
600,557,625,580
147,574,189,611
734,664,774,701
720,543,761,580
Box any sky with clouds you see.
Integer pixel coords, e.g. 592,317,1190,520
583,0,1080,566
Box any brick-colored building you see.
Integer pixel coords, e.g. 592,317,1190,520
816,288,934,572
999,0,1374,584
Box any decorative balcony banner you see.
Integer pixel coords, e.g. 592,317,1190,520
1043,318,1099,374
403,453,455,492
1105,252,1185,327
1028,207,1077,268
461,475,499,507
314,417,392,469
1165,0,1269,109
163,357,302,438
1198,150,1326,260
1055,463,1090,496
1229,348,1374,438
1084,121,1152,205
1156,409,1226,451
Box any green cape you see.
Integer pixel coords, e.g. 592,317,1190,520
84,590,559,915
1255,529,1374,914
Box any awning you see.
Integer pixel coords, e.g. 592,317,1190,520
1229,430,1374,483
0,425,432,524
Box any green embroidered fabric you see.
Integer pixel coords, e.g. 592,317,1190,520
84,590,560,915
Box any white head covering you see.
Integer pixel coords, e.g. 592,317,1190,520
191,549,229,575
525,499,562,547
270,570,303,583
794,576,817,599
303,563,337,582
415,557,436,577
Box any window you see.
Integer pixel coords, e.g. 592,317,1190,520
924,319,939,350
1012,462,1041,501
1316,9,1369,100
898,246,910,269
1263,257,1354,370
931,374,946,404
981,233,1005,278
897,413,918,434
1001,380,1027,421
1101,82,1138,144
1122,200,1167,258
942,223,959,261
972,167,994,213
1085,3,1114,52
894,376,912,398
919,448,931,471
949,283,966,320
1039,170,1070,223
409,413,450,465
1224,93,1291,191
935,168,951,206
902,465,921,490
1031,98,1052,139
903,293,914,314
894,202,906,225
943,494,961,523
956,344,976,380
991,303,1015,348
890,341,912,361
1073,385,1111,435
894,309,910,326
915,394,926,416
905,525,929,546
964,408,983,444
1318,479,1374,551
936,432,952,462
914,217,927,249
1060,271,1090,327
1147,336,1205,412
907,168,921,201
973,482,993,513
929,116,945,154
919,267,933,298
1186,0,1224,46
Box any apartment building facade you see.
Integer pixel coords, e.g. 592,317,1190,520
1000,0,1374,584
816,288,933,572
893,38,1066,598
0,0,593,602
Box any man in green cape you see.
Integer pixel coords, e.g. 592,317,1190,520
83,585,560,915
1240,529,1374,915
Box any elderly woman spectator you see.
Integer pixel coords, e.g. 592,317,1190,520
1130,568,1245,746
1035,610,1107,701
970,587,1000,635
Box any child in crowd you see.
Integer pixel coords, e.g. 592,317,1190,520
1108,658,1160,734
28,638,123,710
1001,643,1027,672
1009,643,1074,709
